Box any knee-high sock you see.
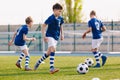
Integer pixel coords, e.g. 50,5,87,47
93,51,100,64
18,52,25,63
37,53,49,65
25,56,30,67
50,52,55,69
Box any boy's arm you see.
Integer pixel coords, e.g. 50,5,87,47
42,24,48,42
60,25,64,40
82,27,92,39
23,34,36,41
8,32,17,46
101,26,106,32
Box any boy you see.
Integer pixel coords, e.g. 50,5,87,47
34,3,64,74
82,10,107,68
8,16,36,71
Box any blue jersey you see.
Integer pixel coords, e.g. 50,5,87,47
45,14,64,40
14,25,28,46
88,18,104,39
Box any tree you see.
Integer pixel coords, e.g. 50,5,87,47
60,0,83,23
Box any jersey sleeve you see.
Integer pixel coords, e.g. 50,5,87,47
60,17,64,25
44,17,51,25
88,21,92,27
22,27,28,35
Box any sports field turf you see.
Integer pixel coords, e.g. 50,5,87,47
0,56,120,80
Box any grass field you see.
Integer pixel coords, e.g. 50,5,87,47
0,56,120,80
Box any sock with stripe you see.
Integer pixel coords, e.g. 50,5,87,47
50,52,55,70
25,56,30,68
93,51,100,64
98,51,103,57
17,52,25,64
37,53,49,65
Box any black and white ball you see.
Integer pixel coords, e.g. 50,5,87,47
85,58,94,67
77,63,89,74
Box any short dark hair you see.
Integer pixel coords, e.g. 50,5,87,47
25,16,33,24
53,3,63,10
90,10,96,16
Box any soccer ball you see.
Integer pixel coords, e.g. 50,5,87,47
85,58,94,67
77,63,89,74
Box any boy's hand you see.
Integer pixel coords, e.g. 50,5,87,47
44,37,48,42
61,35,64,41
31,38,36,41
82,33,86,39
8,40,13,46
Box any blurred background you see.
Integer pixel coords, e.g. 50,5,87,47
0,0,120,53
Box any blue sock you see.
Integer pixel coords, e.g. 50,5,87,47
93,51,100,64
18,52,25,63
50,52,55,70
25,56,30,67
37,53,48,64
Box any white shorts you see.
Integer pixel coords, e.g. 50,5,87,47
47,37,58,48
92,38,103,49
17,45,28,51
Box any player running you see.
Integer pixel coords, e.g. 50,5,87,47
8,16,36,71
82,10,107,68
34,3,64,74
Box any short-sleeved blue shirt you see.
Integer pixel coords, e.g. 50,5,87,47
14,25,28,46
88,18,104,39
45,14,64,40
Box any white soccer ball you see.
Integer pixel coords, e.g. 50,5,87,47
77,63,89,74
85,58,94,67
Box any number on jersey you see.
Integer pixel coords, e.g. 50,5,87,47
95,21,100,30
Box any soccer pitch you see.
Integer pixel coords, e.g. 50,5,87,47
0,56,120,80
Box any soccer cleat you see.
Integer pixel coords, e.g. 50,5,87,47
93,63,100,68
34,63,40,71
101,56,107,66
50,68,59,74
16,62,22,69
25,66,32,71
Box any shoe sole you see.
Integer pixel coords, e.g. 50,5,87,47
50,69,59,74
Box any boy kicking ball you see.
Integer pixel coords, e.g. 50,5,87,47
34,3,64,74
82,10,107,68
8,16,36,71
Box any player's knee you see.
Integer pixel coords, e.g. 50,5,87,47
22,49,29,56
49,46,55,52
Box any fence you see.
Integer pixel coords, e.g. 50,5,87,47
0,21,120,53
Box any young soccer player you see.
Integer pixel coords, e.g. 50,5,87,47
8,16,36,71
34,3,64,74
82,10,107,68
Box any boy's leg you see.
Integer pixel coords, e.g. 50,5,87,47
98,52,107,66
34,53,49,70
49,51,59,74
92,40,101,68
48,38,59,74
92,49,100,68
16,52,25,69
50,52,55,70
96,39,107,66
20,45,32,71
92,39,107,67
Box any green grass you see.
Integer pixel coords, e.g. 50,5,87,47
0,56,120,80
